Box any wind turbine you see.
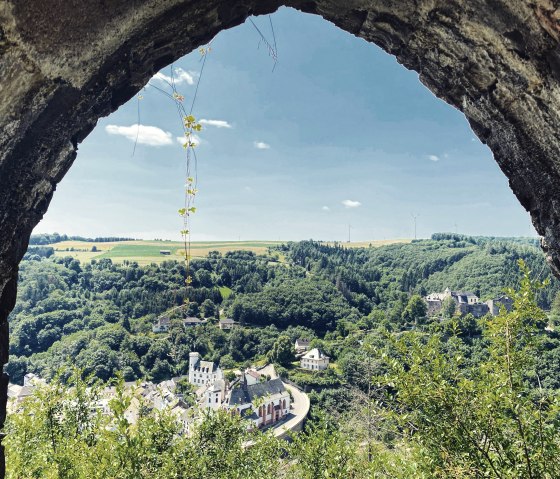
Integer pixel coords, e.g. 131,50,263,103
411,213,420,240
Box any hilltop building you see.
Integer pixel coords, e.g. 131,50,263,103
486,295,514,315
425,288,513,318
300,348,330,371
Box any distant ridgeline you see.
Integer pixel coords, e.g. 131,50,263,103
29,233,139,245
430,232,541,247
6,234,559,390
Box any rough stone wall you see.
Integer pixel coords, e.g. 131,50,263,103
0,0,560,475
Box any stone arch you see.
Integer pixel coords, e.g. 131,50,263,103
1,1,560,475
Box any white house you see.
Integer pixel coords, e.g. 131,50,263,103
294,338,310,353
184,317,207,327
201,379,226,410
300,348,330,371
188,352,224,386
245,369,263,385
152,316,171,333
218,318,238,330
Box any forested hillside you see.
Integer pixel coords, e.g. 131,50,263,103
7,235,560,388
8,238,560,478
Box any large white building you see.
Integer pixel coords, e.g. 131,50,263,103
188,352,224,386
300,348,330,371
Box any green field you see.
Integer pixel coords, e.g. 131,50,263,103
49,239,410,264
49,240,285,264
219,286,233,299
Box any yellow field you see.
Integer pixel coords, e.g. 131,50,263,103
324,239,411,248
49,240,284,264
48,239,411,264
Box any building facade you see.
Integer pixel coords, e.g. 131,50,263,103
425,288,513,319
184,317,207,327
300,348,330,371
218,318,238,330
294,338,310,353
226,376,291,429
188,352,224,386
152,316,171,333
486,295,514,315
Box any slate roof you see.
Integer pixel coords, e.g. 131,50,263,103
184,317,207,325
219,318,236,324
302,348,329,360
492,294,512,302
229,378,287,406
194,360,218,372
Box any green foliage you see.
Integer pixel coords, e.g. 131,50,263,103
372,260,560,478
5,371,284,479
289,413,370,478
7,256,560,477
9,236,560,415
401,294,427,324
441,295,457,318
267,335,295,366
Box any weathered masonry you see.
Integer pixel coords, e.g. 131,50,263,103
1,1,560,476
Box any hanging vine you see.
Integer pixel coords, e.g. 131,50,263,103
133,16,277,318
133,46,211,315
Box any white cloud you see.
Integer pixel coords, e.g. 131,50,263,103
254,141,271,150
244,186,253,192
322,206,330,211
199,119,232,128
427,154,440,162
152,67,196,85
342,199,362,208
105,124,173,146
176,134,203,147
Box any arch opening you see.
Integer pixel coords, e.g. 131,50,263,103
1,1,560,475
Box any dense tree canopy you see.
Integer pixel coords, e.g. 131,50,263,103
7,236,560,390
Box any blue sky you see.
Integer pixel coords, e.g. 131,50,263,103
34,7,536,241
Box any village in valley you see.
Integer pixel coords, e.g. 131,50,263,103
7,285,514,437
7,336,317,439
